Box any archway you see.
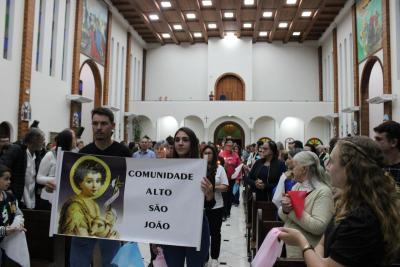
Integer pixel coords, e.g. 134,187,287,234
253,116,276,141
214,121,245,147
359,56,384,136
307,116,331,145
184,116,205,141
0,121,12,140
157,116,179,141
214,73,245,101
78,59,103,144
280,117,305,144
79,59,102,107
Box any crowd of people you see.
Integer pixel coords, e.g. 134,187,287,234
0,107,399,266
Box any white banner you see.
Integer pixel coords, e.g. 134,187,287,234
50,152,207,249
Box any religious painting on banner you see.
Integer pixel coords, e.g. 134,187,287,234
81,0,108,65
356,0,383,62
50,151,207,249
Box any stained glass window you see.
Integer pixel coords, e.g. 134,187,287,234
36,0,43,70
3,0,11,59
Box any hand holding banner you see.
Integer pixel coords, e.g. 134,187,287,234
50,152,207,249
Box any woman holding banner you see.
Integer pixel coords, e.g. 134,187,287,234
162,127,215,267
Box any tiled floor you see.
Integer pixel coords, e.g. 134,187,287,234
139,194,249,267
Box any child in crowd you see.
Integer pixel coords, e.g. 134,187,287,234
0,164,27,264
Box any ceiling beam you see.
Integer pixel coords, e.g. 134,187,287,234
301,0,326,42
252,0,263,42
283,0,305,43
170,0,194,43
268,0,285,43
194,0,209,43
128,0,164,44
151,0,179,44
236,0,242,38
215,0,224,38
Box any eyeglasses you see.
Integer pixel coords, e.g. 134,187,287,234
174,137,190,143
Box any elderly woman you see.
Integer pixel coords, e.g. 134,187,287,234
278,151,333,258
272,148,303,209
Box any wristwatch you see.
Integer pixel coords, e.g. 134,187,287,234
302,244,314,256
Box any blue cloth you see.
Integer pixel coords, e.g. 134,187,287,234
70,237,120,267
162,215,210,267
112,242,145,267
232,183,240,195
132,149,156,159
284,179,296,192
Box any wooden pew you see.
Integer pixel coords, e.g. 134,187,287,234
256,208,283,252
274,259,400,267
250,194,278,257
22,209,54,262
274,258,306,267
21,209,70,266
246,188,253,260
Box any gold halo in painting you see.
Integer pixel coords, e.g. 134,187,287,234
69,155,111,199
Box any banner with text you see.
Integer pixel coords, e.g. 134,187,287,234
50,151,207,248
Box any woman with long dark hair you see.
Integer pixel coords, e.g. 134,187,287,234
279,136,400,266
201,145,228,267
162,127,215,267
244,141,286,201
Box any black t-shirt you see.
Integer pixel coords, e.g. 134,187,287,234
79,141,131,157
324,206,385,267
384,162,400,187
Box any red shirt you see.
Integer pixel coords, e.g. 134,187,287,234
219,150,241,179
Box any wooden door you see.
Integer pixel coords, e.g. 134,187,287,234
215,74,244,101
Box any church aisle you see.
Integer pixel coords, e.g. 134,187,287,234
139,188,249,267
217,198,249,267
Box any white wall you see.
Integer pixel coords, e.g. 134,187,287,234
390,0,400,122
280,117,305,143
130,37,144,102
208,38,252,100
145,39,319,102
145,44,208,100
157,116,179,141
253,117,276,141
29,0,76,142
0,0,24,141
109,16,127,141
307,117,331,145
78,53,104,140
368,62,384,136
321,34,333,102
253,43,319,101
336,9,354,136
79,62,95,144
184,116,205,141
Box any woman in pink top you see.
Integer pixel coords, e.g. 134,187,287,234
218,140,241,219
